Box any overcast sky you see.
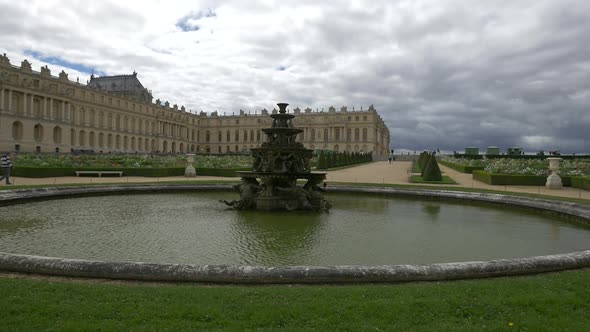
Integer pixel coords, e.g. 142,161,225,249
1,0,588,153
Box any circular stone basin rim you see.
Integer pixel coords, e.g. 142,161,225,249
0,184,589,283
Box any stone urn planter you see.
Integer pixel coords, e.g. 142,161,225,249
545,157,562,189
185,153,196,177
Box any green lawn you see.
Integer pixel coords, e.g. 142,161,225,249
1,269,589,331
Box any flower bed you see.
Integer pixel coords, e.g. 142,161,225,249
442,157,590,177
12,153,253,169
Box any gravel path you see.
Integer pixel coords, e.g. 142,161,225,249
1,161,588,200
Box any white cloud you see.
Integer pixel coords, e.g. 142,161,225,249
0,0,589,152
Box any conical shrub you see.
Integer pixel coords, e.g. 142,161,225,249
317,150,327,169
422,154,443,181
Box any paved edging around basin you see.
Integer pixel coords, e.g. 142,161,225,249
1,250,589,284
0,184,589,283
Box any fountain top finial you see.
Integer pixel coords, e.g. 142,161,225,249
277,103,289,114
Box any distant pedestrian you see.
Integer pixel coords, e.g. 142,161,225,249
388,157,392,164
0,154,13,185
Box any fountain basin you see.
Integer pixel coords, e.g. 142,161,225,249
0,185,589,283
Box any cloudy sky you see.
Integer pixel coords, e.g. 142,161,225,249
1,0,589,153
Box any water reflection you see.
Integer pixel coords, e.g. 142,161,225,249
330,194,391,213
422,203,441,221
230,210,323,265
0,217,46,234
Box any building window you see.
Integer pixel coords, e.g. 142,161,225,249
363,116,367,121
235,130,239,142
362,128,368,141
12,121,23,140
323,128,329,142
226,130,231,142
355,128,360,141
335,128,340,140
218,131,222,142
34,124,44,142
347,129,351,141
206,131,210,143
243,131,248,142
311,129,315,142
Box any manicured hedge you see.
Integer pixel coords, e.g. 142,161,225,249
12,167,250,178
472,170,573,186
570,177,590,190
438,159,484,174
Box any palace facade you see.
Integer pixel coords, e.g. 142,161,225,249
0,54,391,157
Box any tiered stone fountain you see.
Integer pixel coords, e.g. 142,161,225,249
222,103,331,211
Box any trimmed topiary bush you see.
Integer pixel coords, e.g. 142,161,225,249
422,154,443,181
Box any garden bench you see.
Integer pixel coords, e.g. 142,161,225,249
75,171,124,177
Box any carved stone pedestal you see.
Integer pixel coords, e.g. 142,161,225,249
545,158,563,189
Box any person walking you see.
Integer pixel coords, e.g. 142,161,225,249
0,153,13,185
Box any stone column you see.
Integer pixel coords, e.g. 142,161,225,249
23,93,28,115
48,98,53,119
0,88,4,111
7,90,11,112
43,97,47,118
61,101,65,121
29,94,34,115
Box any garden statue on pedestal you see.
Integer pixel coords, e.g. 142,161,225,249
185,154,196,177
545,157,563,189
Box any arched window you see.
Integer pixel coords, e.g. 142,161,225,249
131,137,136,150
324,128,329,141
53,126,62,144
12,121,23,140
235,130,239,142
107,134,113,148
79,130,86,146
89,131,95,147
206,131,210,142
123,136,128,149
362,128,368,141
171,141,176,153
226,130,230,142
218,131,222,142
98,132,104,148
355,128,360,141
70,129,76,145
310,129,315,142
347,129,351,141
116,135,121,149
33,124,44,142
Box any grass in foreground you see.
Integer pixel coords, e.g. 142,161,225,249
410,175,457,184
1,269,589,331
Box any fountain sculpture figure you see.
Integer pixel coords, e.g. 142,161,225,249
223,103,331,211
